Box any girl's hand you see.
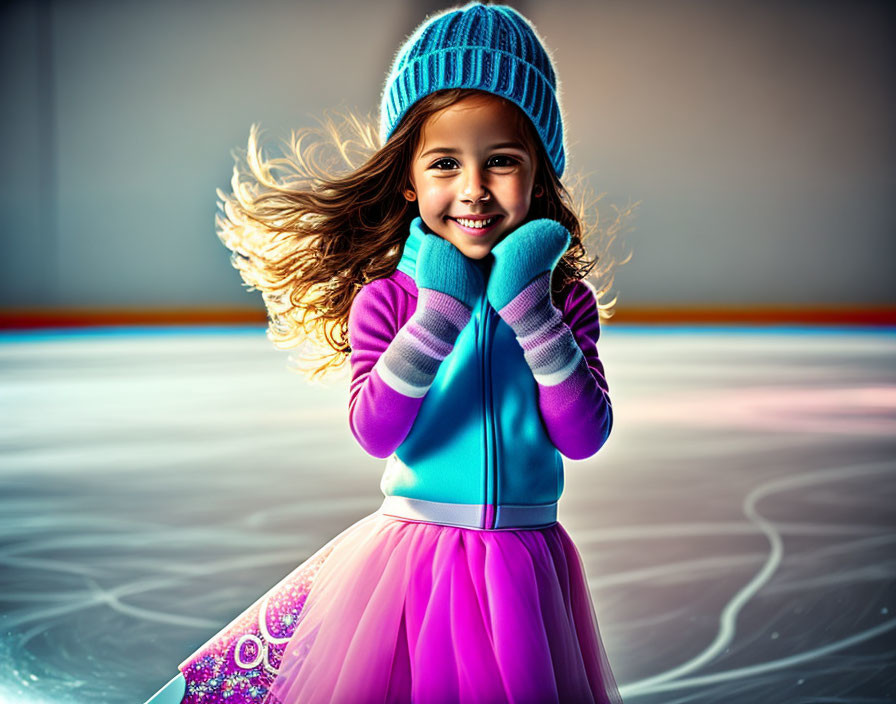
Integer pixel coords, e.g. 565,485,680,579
485,218,586,397
365,217,482,413
486,219,570,313
412,217,483,308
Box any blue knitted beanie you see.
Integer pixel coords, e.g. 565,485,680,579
379,2,567,178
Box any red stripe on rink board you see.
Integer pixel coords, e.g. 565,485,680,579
0,308,268,329
613,306,896,326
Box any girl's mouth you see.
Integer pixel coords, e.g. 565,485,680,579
449,215,502,236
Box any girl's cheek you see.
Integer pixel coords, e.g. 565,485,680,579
422,183,449,200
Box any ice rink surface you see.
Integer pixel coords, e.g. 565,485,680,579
1,325,894,703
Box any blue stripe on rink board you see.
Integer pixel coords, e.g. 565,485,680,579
0,324,893,347
144,673,186,704
609,325,896,336
0,325,267,342
0,322,896,341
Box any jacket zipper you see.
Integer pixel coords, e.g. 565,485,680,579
486,301,496,529
479,293,496,530
472,262,497,531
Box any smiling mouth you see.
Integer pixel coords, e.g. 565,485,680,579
450,215,501,230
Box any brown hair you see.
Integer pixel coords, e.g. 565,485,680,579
215,88,635,381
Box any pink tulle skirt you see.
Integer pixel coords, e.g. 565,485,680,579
180,509,623,704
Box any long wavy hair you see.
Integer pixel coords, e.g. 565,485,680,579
215,88,635,381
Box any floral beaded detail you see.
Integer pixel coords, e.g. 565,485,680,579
178,544,333,703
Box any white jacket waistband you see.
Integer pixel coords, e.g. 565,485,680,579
378,495,558,531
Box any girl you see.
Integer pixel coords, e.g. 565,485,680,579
146,3,625,703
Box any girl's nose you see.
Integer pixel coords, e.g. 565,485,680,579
461,169,490,203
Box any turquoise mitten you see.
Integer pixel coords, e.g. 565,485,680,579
411,217,483,309
486,218,571,313
485,219,584,388
375,216,483,400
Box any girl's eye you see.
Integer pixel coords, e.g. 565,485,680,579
488,155,518,168
431,158,458,170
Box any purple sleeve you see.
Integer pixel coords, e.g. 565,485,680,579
346,278,422,458
536,281,613,460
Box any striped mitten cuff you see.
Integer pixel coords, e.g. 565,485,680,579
496,271,587,386
373,288,472,398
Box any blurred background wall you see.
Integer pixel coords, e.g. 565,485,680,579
1,0,894,318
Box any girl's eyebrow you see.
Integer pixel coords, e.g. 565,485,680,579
419,141,528,158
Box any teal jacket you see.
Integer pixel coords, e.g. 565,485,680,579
347,223,612,531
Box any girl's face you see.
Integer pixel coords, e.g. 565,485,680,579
406,93,538,260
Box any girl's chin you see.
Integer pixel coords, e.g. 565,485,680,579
450,237,495,258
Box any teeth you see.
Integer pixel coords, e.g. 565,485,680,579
456,217,496,228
